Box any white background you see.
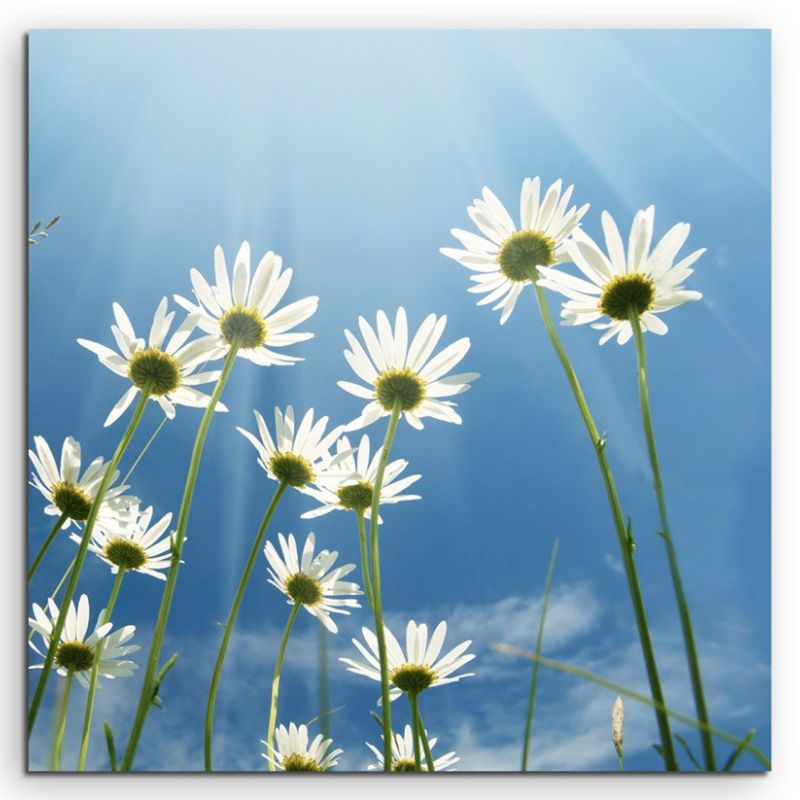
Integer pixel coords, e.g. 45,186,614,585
2,2,796,798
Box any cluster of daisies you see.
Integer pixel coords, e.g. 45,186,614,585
29,243,479,771
29,175,704,772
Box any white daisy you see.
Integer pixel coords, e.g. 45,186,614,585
341,620,475,701
264,532,361,633
28,594,139,689
338,307,479,430
69,505,175,581
28,435,136,529
367,724,460,772
300,434,421,519
237,406,348,489
537,206,705,345
78,297,226,426
261,723,342,771
174,241,318,367
440,178,590,324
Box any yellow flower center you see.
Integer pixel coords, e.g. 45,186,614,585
374,368,426,412
219,305,267,349
336,481,374,512
103,537,148,570
498,230,557,282
56,640,94,672
285,572,323,606
269,452,316,488
390,663,435,694
52,481,92,521
127,347,181,395
599,273,656,321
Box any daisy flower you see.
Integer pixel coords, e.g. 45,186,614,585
338,307,479,430
174,241,318,367
28,594,139,689
69,505,175,580
264,532,361,633
78,297,225,426
261,723,342,771
440,178,590,324
341,620,475,701
237,406,349,490
300,434,421,519
367,724,460,772
28,435,136,529
537,206,705,345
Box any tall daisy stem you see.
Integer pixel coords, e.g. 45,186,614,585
369,399,403,771
28,512,68,581
531,281,677,770
318,620,331,742
415,705,436,772
266,601,301,771
122,416,168,484
409,692,422,771
28,389,151,736
120,345,239,771
76,566,126,771
629,311,715,771
204,481,287,771
50,670,74,771
355,510,374,611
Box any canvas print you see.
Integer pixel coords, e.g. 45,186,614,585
26,29,771,773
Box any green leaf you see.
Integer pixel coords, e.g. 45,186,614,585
46,215,60,229
150,652,179,709
29,221,41,234
723,730,757,771
103,721,117,771
674,733,702,770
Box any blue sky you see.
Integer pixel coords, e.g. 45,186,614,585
27,29,770,772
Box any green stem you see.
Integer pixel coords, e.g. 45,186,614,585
76,566,126,771
618,753,625,771
409,692,422,771
120,345,239,771
628,310,716,771
266,602,301,771
204,481,287,771
122,416,168,484
532,282,677,770
355,510,374,610
415,705,436,772
29,512,68,581
521,537,559,771
318,621,331,742
50,670,74,771
369,399,402,771
28,389,151,736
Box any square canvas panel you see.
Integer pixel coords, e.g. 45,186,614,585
26,29,770,773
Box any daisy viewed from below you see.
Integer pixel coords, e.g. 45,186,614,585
174,241,318,366
237,406,348,490
367,725,460,772
538,206,705,345
265,532,361,633
301,433,421,519
29,435,136,529
440,178,589,324
339,307,479,430
28,594,139,688
70,505,175,580
261,723,342,771
341,620,476,701
78,298,226,426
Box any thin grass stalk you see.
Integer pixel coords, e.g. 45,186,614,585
521,537,559,771
204,481,287,770
265,602,301,770
76,566,126,770
531,281,677,770
122,416,168,485
50,670,74,771
28,388,151,736
492,644,770,770
368,399,403,771
28,512,68,582
120,345,239,770
629,310,716,771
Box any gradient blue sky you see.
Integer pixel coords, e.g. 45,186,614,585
27,29,770,772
